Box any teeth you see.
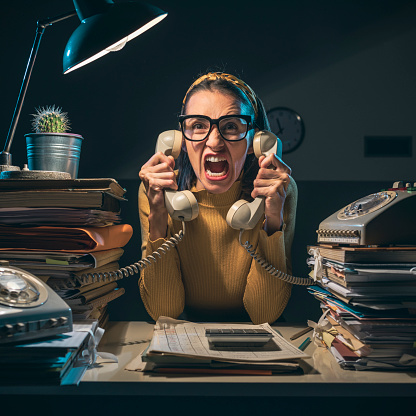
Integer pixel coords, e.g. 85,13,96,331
205,156,226,162
206,169,227,177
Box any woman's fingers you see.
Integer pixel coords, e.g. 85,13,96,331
252,154,292,199
139,153,177,191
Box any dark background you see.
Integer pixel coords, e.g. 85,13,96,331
1,0,415,323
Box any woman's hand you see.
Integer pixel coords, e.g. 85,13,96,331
139,152,177,239
251,154,292,235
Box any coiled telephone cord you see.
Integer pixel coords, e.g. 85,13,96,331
78,221,186,285
238,230,314,286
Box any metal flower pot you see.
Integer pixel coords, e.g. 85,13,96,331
25,132,83,179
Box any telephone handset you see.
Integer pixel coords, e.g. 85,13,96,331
223,131,312,286
155,130,199,221
78,129,313,286
226,131,281,230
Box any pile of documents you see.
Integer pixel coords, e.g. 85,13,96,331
0,178,133,326
0,321,103,386
307,244,416,371
126,317,308,375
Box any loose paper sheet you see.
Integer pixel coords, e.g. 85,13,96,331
147,317,308,363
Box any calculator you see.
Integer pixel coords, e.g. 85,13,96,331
205,328,274,347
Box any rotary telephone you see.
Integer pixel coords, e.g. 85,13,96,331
78,130,312,286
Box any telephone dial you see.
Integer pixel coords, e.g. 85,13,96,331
0,261,73,344
77,130,312,286
316,181,416,246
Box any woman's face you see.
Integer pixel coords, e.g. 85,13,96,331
183,90,254,194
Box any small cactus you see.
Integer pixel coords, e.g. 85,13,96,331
31,105,71,133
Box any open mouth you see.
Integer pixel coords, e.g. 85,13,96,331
204,156,229,178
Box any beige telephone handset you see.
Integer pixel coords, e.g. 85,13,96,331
226,131,281,230
155,130,199,221
225,130,313,286
76,130,197,287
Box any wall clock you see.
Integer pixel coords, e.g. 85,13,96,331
266,107,305,154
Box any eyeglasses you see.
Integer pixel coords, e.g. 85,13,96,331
178,114,253,142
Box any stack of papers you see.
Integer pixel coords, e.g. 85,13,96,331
0,224,132,252
0,178,132,326
126,317,308,375
0,321,101,385
307,245,416,371
62,281,125,325
0,207,121,227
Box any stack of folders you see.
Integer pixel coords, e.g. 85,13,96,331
307,244,416,371
0,321,101,386
0,178,133,326
125,317,309,375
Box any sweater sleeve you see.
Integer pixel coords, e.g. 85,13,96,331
138,182,185,320
243,177,298,324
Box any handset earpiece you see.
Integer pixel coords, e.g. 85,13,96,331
226,131,280,230
155,130,199,222
155,130,183,158
252,130,282,159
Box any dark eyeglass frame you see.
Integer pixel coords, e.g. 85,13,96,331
178,114,254,142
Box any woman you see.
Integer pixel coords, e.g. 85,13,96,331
138,72,297,324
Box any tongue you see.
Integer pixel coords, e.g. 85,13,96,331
206,160,227,173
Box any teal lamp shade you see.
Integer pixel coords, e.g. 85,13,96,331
63,0,168,74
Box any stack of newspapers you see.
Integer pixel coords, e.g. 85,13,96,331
307,244,416,371
126,317,309,375
0,178,132,327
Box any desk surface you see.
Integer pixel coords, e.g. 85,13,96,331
1,321,415,399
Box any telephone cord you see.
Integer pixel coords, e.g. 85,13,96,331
77,221,186,285
238,230,314,286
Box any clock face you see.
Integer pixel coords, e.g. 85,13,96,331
267,107,305,154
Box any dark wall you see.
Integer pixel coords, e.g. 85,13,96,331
1,0,415,180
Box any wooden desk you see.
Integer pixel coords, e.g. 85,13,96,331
1,321,415,416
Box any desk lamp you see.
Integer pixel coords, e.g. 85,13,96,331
0,0,167,176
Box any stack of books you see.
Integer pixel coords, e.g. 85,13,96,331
307,244,416,371
0,178,133,326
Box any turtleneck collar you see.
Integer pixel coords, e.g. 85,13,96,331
190,180,242,207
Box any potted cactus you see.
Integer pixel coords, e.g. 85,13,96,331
31,105,71,134
25,105,83,179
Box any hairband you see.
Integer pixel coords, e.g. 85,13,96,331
182,72,258,118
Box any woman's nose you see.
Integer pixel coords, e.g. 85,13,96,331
205,125,224,149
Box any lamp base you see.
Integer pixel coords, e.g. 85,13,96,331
0,164,20,173
0,170,72,180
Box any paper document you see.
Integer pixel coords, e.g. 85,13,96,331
147,317,308,362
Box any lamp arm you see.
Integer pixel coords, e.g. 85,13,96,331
1,10,77,165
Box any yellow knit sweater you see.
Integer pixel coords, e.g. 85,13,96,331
138,177,298,324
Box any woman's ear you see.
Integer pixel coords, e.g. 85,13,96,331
247,127,259,155
181,138,187,153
